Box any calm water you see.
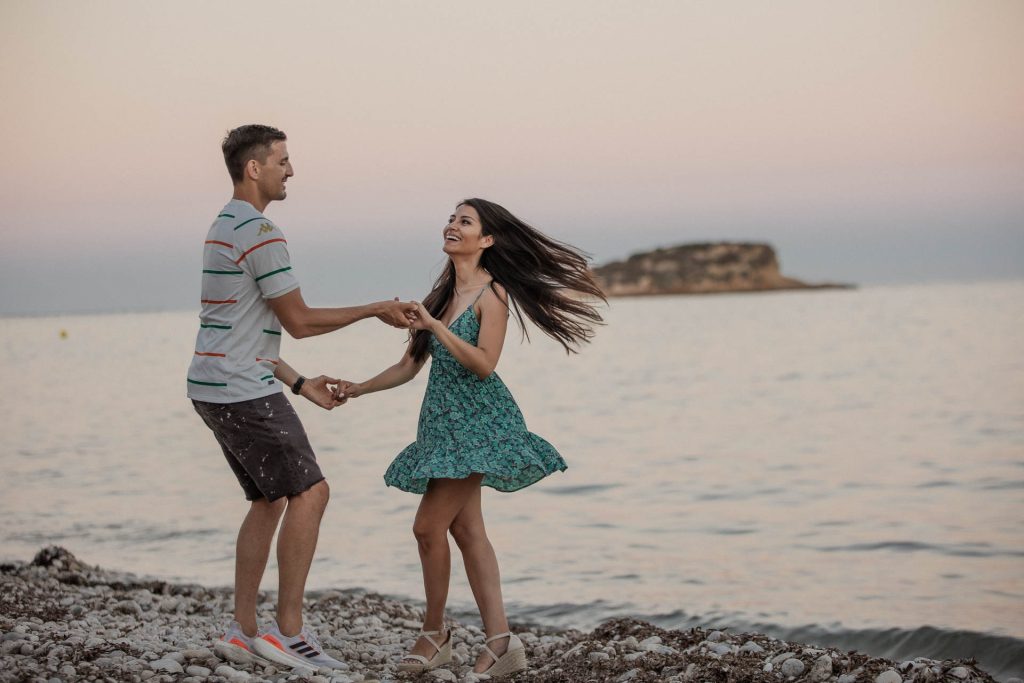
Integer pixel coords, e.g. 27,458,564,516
2,282,1023,678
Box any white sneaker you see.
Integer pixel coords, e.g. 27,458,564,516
252,620,347,671
213,620,272,666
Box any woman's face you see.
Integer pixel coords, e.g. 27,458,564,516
442,204,492,256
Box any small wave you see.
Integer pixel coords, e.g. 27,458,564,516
541,483,621,496
978,479,1024,491
805,540,1024,558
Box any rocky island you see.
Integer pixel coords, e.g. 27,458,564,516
1,548,1010,683
592,242,852,296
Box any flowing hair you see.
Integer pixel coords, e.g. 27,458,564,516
409,198,607,363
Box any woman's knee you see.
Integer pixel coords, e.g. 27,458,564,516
449,519,487,549
413,519,448,551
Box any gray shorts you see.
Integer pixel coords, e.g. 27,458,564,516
192,392,325,502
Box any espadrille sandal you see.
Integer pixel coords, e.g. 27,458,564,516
397,627,452,673
476,632,527,678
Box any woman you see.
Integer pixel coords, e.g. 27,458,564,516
336,198,605,677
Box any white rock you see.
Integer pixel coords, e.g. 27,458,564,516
781,658,806,677
875,670,902,683
428,669,457,682
707,630,726,642
639,636,663,647
707,642,731,656
186,665,211,677
617,669,640,682
838,675,858,683
149,659,184,674
810,654,833,681
772,651,797,665
624,651,646,662
739,640,764,653
589,651,611,663
164,652,186,664
949,667,969,680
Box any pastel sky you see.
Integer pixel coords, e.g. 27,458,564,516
1,1,1022,315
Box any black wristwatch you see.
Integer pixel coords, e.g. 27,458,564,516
291,376,306,395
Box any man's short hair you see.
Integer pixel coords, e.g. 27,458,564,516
222,125,287,184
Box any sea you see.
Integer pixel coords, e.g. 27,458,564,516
2,281,1022,679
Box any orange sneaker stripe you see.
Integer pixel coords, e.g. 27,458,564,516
262,634,284,651
228,637,250,651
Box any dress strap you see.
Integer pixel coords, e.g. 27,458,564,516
469,282,492,307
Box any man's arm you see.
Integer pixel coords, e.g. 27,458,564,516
268,288,417,338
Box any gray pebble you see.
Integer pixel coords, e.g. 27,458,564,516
739,640,764,653
589,651,611,663
781,658,805,677
186,665,212,677
707,630,726,642
949,667,969,680
149,659,184,674
875,670,902,683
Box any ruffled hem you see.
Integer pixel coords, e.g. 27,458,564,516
383,432,567,494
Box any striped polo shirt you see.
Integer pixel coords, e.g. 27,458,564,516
186,199,300,403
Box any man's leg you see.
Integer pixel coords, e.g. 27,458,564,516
275,480,330,635
234,497,287,636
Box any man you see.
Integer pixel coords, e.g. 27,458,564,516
187,124,414,671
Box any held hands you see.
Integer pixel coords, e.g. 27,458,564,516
331,380,362,403
299,375,347,410
408,301,437,331
377,298,420,328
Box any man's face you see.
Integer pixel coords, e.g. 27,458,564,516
256,140,293,202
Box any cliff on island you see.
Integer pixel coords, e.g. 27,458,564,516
0,548,1006,683
592,242,852,296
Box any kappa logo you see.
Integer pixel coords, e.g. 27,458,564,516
258,223,275,235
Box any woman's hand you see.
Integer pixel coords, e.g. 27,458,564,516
333,380,362,402
409,301,437,331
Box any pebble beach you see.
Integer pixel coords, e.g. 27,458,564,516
1,547,1013,683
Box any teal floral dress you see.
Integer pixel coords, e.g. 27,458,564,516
384,297,567,494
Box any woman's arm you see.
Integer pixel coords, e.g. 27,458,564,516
415,285,509,380
338,344,427,399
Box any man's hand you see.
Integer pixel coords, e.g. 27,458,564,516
300,375,346,410
376,299,419,328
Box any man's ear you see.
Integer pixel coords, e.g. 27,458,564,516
245,158,260,181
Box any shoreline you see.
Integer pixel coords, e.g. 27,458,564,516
1,547,1011,683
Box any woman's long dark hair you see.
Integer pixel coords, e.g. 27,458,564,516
410,198,606,362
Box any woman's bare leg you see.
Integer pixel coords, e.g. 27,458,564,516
449,485,512,672
407,475,482,660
